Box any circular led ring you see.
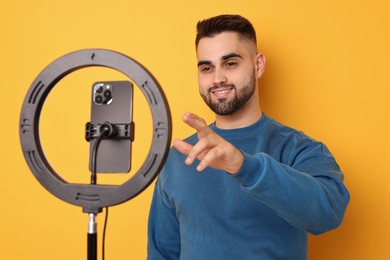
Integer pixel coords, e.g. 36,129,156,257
19,49,172,213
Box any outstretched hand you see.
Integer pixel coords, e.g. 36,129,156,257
173,112,244,174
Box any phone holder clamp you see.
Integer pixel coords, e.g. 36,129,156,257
85,122,135,141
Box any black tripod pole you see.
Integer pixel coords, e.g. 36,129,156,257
88,213,98,260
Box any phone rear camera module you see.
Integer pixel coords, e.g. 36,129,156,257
93,83,113,105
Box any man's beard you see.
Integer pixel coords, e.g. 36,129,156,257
200,71,256,116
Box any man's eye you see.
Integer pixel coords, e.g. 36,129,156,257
226,61,238,68
200,66,212,73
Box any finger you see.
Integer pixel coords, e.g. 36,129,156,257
185,137,210,165
173,138,193,157
182,112,211,134
196,146,223,172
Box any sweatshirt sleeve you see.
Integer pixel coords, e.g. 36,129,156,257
232,142,350,235
147,176,181,260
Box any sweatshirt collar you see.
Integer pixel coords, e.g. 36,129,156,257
210,113,268,138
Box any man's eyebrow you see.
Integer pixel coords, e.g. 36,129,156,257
222,52,242,61
197,53,242,67
197,60,211,67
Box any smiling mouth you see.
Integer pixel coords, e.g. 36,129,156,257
210,88,234,100
212,88,232,94
209,85,235,97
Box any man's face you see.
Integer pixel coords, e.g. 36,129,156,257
196,32,262,116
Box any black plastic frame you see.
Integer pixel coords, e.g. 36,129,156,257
19,49,172,213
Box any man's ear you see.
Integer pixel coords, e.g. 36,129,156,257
255,53,266,78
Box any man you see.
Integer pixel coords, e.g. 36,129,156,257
147,14,350,259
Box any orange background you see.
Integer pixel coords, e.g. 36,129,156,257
1,0,389,259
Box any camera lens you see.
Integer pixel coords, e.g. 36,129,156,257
96,86,104,93
103,89,112,98
95,95,103,104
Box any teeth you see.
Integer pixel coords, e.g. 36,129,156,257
214,89,231,94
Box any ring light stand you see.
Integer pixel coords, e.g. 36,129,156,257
19,49,172,259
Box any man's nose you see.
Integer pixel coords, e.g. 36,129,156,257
212,68,227,86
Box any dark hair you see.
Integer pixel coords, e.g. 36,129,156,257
195,14,257,48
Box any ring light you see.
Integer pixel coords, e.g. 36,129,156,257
19,49,172,214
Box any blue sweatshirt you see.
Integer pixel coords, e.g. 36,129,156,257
148,114,350,260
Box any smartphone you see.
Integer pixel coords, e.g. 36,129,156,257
88,81,133,173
